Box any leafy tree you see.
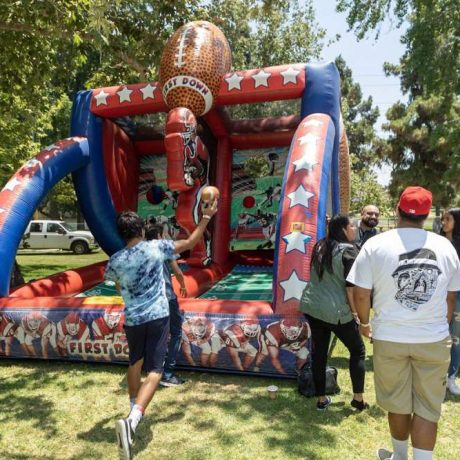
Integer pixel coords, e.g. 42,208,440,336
0,1,324,201
337,0,460,207
335,56,380,173
334,56,391,214
349,162,392,216
336,0,459,98
376,93,460,207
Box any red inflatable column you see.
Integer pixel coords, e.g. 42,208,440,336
212,136,232,267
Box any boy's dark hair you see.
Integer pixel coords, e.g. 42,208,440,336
116,211,144,242
145,224,163,241
398,207,428,222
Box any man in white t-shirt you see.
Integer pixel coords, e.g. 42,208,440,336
347,186,460,460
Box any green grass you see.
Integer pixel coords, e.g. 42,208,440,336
1,342,459,459
6,253,459,459
16,251,108,282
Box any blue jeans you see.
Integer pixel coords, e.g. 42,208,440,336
448,292,460,378
163,298,184,379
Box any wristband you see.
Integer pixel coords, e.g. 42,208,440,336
360,322,371,328
202,215,211,220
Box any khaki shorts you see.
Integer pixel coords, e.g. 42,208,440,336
373,337,451,423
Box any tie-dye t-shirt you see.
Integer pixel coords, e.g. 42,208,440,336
104,240,175,326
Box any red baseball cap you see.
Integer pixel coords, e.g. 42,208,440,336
398,186,432,216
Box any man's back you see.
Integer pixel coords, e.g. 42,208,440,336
350,228,460,343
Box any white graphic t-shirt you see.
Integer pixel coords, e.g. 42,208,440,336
347,228,460,343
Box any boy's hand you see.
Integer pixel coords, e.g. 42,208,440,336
201,198,218,219
179,286,187,297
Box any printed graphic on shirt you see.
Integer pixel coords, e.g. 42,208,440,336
392,248,442,311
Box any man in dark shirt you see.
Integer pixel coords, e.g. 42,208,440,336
355,205,380,248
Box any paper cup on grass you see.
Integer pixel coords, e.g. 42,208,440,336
267,385,278,400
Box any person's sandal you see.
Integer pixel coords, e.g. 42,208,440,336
351,399,369,411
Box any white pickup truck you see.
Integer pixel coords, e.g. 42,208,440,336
20,220,99,254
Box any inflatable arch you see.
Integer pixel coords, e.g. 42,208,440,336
0,22,350,376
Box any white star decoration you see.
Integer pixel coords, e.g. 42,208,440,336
279,270,308,302
140,84,156,100
225,73,244,91
298,132,319,146
252,69,271,88
287,185,315,208
280,66,301,85
292,150,318,172
0,208,5,213
303,119,324,128
2,177,22,192
117,86,133,103
282,232,312,254
94,90,109,106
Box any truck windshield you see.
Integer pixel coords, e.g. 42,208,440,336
60,222,76,231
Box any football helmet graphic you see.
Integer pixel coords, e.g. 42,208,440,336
189,316,207,338
26,312,43,332
280,318,303,341
65,312,80,336
104,311,121,329
240,319,261,338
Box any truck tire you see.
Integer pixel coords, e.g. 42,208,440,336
71,241,89,254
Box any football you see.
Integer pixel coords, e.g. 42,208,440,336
201,186,220,204
159,21,231,116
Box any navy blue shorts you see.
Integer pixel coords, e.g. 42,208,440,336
124,316,170,373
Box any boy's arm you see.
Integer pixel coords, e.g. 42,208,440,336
170,259,187,297
174,199,218,254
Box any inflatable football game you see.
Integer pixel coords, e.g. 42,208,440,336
0,21,350,376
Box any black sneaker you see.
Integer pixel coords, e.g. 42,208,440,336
351,399,370,411
115,418,134,460
316,396,332,411
160,375,186,387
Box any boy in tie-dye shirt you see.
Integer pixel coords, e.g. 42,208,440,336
106,203,217,460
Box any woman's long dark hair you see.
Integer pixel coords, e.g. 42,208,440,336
311,214,351,280
441,208,460,257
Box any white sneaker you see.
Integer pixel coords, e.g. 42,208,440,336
447,376,460,395
115,418,134,460
376,448,393,460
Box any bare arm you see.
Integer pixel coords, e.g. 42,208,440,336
353,286,372,338
268,345,285,374
447,291,456,323
181,341,196,366
170,259,187,297
174,199,218,254
346,286,358,319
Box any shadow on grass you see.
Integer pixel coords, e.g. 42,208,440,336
4,455,57,460
149,372,386,459
1,357,385,459
0,391,57,438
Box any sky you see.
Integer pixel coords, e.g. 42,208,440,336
312,0,408,185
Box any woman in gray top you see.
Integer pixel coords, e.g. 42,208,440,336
300,214,368,411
